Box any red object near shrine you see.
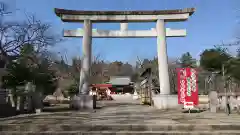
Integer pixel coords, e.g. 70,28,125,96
177,68,199,105
91,84,112,88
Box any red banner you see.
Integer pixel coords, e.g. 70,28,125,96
177,68,199,105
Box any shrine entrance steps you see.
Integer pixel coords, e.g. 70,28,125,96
1,101,240,135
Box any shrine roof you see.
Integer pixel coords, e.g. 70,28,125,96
55,8,195,16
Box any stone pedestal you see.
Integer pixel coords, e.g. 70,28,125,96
35,109,41,114
152,95,179,109
210,105,217,113
209,91,218,113
132,91,139,100
70,95,95,110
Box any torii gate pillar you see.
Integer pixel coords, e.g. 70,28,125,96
156,19,170,95
154,19,172,109
79,19,92,95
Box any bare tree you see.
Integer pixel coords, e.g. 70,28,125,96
90,53,108,84
168,61,179,94
0,14,62,64
0,1,13,17
215,6,240,48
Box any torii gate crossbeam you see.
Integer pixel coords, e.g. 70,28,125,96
64,28,186,38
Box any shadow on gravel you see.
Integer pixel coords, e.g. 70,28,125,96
42,106,71,112
100,102,143,108
182,109,206,113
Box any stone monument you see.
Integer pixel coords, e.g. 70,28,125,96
209,91,218,113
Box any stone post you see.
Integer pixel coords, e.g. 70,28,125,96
209,91,218,113
79,19,92,95
120,23,128,31
156,19,170,95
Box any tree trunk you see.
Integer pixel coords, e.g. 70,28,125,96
32,91,43,113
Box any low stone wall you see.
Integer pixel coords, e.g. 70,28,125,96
43,95,70,105
195,94,240,111
110,93,240,111
152,95,209,110
218,96,240,110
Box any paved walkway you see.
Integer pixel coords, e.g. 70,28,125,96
1,100,240,125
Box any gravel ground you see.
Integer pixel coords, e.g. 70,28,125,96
1,100,240,125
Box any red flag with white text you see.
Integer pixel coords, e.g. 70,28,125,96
177,68,199,105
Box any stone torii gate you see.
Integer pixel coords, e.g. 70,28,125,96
55,8,195,109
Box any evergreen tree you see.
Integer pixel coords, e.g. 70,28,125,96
179,52,197,68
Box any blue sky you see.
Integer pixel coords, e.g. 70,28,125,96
4,0,240,64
